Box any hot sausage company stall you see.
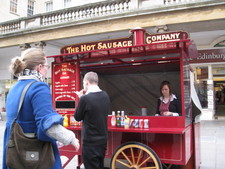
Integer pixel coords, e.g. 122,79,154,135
48,28,201,169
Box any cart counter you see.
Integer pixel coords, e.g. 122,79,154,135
61,116,193,167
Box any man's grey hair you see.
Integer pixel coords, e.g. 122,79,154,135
84,71,98,84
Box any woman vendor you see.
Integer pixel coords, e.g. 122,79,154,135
155,81,181,116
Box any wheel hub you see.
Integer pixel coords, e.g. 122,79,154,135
130,165,139,169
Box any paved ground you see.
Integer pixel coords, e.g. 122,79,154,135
200,119,225,169
1,113,225,169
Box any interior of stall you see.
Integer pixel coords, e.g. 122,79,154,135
80,56,181,117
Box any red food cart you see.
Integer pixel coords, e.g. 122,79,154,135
48,28,201,169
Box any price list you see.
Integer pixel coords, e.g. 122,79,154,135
52,62,78,112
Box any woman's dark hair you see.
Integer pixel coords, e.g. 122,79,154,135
160,80,172,96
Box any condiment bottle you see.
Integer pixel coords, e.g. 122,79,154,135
120,111,125,127
144,119,149,128
116,111,121,127
63,114,69,127
70,115,76,126
111,111,116,127
124,116,130,129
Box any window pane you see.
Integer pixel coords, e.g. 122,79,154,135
10,0,17,13
64,0,71,8
46,1,53,12
27,0,34,16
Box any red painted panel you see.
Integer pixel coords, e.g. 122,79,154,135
130,28,146,45
68,122,192,165
52,62,80,115
183,127,192,164
146,133,183,164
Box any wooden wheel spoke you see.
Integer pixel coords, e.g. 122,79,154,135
130,147,135,165
138,155,152,167
136,149,143,165
115,159,131,168
111,142,162,169
121,151,133,165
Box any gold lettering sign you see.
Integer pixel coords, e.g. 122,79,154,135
146,32,184,44
62,40,133,54
146,32,188,44
60,31,189,54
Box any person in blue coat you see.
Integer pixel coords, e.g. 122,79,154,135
2,48,80,169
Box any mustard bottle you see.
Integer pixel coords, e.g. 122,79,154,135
124,116,130,129
63,114,69,127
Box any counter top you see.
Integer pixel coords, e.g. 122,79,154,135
67,125,190,134
67,116,191,134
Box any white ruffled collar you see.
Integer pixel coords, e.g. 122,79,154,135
160,94,177,103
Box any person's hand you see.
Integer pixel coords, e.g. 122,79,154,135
162,111,173,116
71,138,80,152
75,89,85,98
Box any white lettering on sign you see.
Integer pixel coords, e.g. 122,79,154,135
60,76,70,79
55,69,61,75
146,33,181,44
61,68,75,73
197,52,225,60
55,95,75,100
54,68,75,75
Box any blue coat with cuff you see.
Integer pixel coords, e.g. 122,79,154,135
2,79,64,169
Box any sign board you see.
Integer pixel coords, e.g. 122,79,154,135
52,62,79,113
190,49,225,63
60,31,189,54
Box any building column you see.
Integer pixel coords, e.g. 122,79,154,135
207,65,214,114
